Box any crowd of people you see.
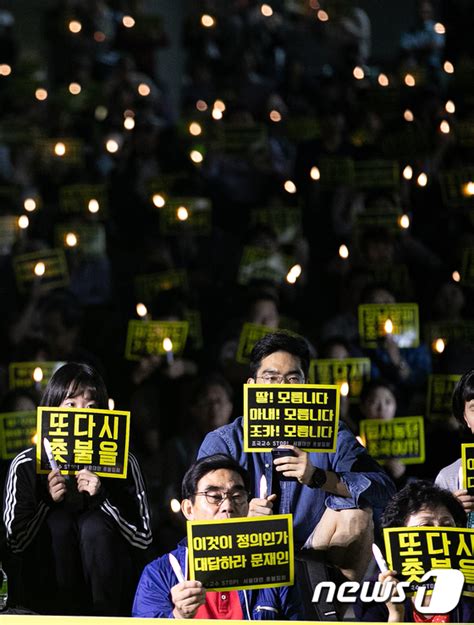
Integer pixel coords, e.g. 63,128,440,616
0,0,473,619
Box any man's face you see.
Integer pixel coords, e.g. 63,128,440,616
182,469,249,521
248,350,305,385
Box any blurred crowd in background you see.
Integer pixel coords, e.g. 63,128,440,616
0,0,473,555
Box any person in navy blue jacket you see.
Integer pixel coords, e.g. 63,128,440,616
132,454,300,619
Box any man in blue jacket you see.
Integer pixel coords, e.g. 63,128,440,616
198,331,396,581
132,454,300,619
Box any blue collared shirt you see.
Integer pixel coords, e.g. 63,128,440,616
198,418,395,548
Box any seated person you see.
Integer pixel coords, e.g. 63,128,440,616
199,331,396,581
355,481,473,622
132,453,300,619
435,367,474,516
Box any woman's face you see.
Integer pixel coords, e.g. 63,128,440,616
60,386,97,409
405,504,456,528
362,387,397,421
464,398,474,434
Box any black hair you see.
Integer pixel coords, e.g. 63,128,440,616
359,379,398,406
249,331,310,379
41,362,108,409
382,481,466,529
452,368,474,427
190,373,234,405
181,454,250,501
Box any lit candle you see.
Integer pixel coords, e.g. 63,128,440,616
163,337,174,364
384,318,393,335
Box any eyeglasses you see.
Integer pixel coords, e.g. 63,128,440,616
256,374,305,384
194,489,249,506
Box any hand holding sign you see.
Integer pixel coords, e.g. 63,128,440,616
273,445,313,485
76,468,101,496
171,580,206,619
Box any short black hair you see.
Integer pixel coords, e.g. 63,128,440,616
181,454,250,501
382,481,466,528
248,331,310,379
452,368,474,427
41,362,108,409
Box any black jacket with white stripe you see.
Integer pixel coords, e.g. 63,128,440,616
3,446,153,553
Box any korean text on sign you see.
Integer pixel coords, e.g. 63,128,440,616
0,411,37,460
188,514,293,591
243,384,339,452
36,407,130,478
426,374,462,421
309,358,371,402
124,320,189,361
359,416,425,464
384,526,474,597
358,303,419,348
462,444,474,494
236,323,275,365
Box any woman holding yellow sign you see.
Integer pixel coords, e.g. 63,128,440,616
3,362,152,616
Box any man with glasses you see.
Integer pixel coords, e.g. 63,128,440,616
132,454,300,619
198,331,395,582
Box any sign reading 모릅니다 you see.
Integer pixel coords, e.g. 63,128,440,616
36,407,130,478
461,443,474,494
243,384,339,452
187,514,294,591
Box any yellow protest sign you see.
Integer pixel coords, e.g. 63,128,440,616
250,207,302,243
36,137,84,166
359,416,425,464
9,361,65,391
461,444,474,494
124,320,189,361
238,246,295,286
134,270,189,303
309,358,371,402
36,406,130,478
56,223,106,256
358,303,419,348
318,157,355,187
440,166,474,207
426,374,461,421
236,323,278,365
425,321,474,347
354,160,399,189
243,384,339,452
384,526,474,597
0,411,37,459
159,197,212,236
188,514,293,591
13,248,69,293
59,184,107,216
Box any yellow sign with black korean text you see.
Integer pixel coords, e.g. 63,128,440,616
159,197,212,236
426,374,462,421
9,361,65,391
13,248,69,293
440,166,474,207
243,384,339,452
0,411,36,460
124,320,189,361
59,184,107,216
383,526,474,597
187,514,293,591
0,215,18,255
358,303,419,348
36,407,130,478
36,138,84,166
238,246,295,286
249,208,302,243
236,323,277,365
359,416,425,464
309,358,370,402
56,223,106,256
462,444,474,494
425,321,474,346
134,270,189,303
354,160,399,190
